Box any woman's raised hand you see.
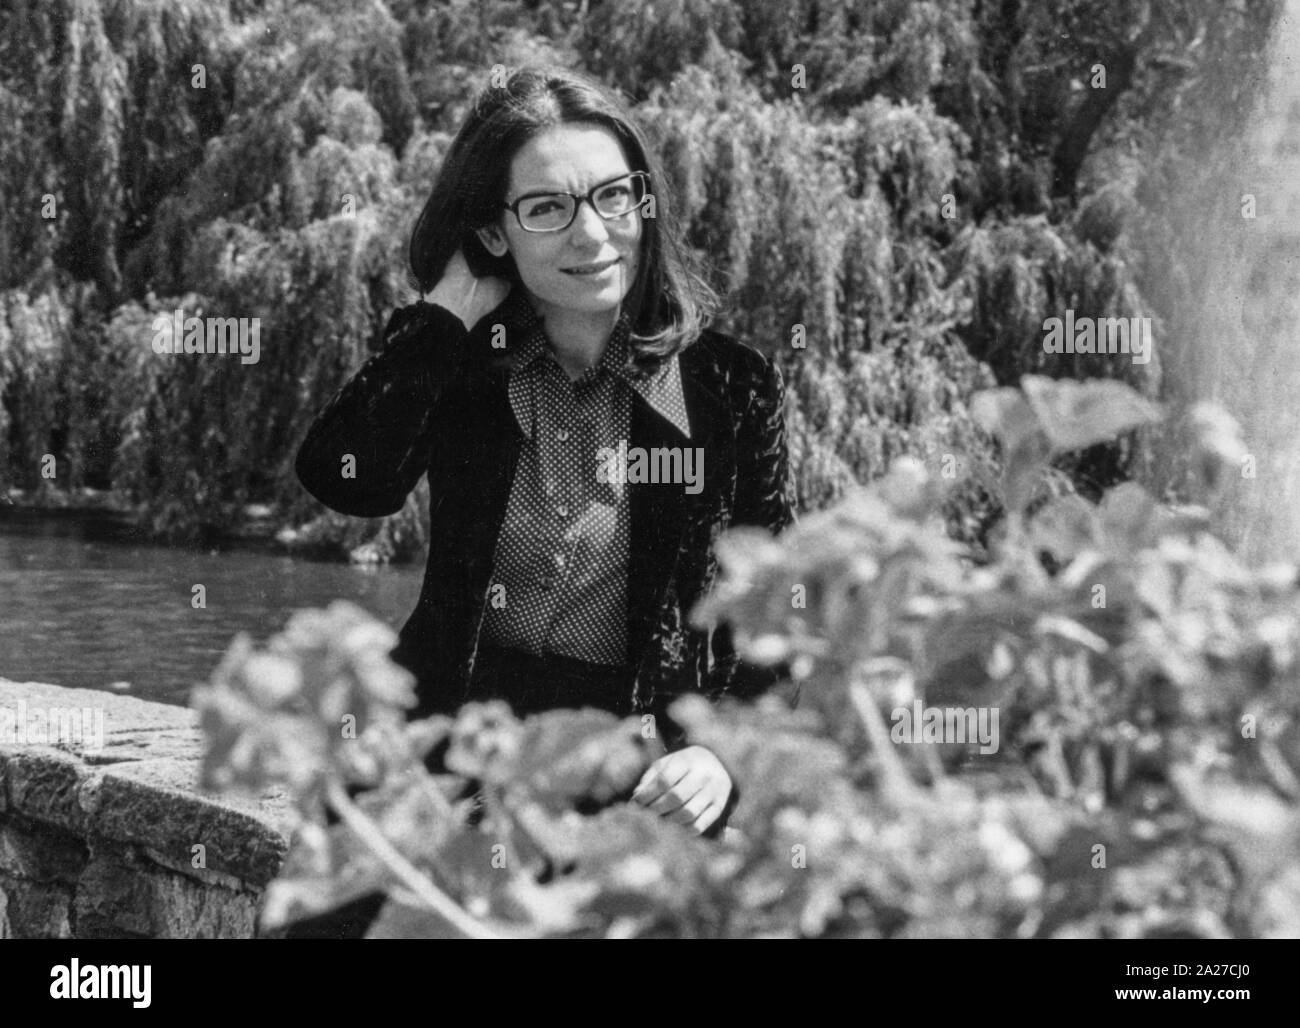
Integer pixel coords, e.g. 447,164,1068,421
425,249,511,330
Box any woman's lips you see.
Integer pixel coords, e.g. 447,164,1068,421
561,257,620,276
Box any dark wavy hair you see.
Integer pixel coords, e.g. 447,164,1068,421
408,66,718,365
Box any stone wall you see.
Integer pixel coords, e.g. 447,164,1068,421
0,678,291,938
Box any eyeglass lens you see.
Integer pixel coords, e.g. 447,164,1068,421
518,174,646,231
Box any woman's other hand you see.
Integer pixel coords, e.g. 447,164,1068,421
425,249,511,330
632,745,733,835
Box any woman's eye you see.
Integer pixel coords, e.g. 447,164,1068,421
525,198,563,216
597,185,630,201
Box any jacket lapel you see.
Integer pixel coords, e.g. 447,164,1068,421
454,314,524,677
626,359,728,664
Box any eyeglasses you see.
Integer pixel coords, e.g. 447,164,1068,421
502,171,651,233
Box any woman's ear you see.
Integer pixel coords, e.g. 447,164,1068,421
475,223,509,257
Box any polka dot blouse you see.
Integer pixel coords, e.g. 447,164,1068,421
479,292,690,666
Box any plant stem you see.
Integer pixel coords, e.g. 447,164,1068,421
325,779,499,940
848,670,918,805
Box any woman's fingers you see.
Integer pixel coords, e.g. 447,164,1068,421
668,789,714,826
632,747,733,834
632,769,687,809
690,801,724,834
648,774,704,817
631,755,688,805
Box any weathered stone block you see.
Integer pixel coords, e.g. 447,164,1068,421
0,871,72,938
0,750,96,834
91,769,290,886
73,850,259,939
0,818,87,882
0,677,292,938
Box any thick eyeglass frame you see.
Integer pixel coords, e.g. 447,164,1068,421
501,171,651,233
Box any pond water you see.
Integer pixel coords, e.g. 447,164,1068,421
0,508,424,707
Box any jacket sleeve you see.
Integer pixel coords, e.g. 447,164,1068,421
294,302,467,517
712,351,797,701
731,353,796,534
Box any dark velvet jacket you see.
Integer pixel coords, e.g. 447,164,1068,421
294,295,795,739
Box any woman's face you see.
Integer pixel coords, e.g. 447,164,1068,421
479,123,643,318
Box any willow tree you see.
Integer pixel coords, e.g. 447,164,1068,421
0,0,1287,558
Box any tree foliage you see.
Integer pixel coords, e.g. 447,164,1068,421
0,0,1286,557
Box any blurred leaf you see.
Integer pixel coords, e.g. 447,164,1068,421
261,821,386,931
1030,492,1102,562
971,387,1043,456
1021,375,1160,456
1097,482,1162,555
509,710,654,811
364,898,468,939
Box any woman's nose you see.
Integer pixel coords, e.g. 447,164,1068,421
568,197,611,241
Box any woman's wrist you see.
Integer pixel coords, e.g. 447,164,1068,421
423,286,473,330
425,252,511,330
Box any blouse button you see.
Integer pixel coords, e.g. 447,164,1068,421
556,428,570,442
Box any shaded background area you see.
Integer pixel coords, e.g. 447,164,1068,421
1137,2,1300,563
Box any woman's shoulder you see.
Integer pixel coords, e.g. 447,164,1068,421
382,299,468,343
679,324,782,387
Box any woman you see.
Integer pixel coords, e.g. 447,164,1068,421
295,66,794,838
